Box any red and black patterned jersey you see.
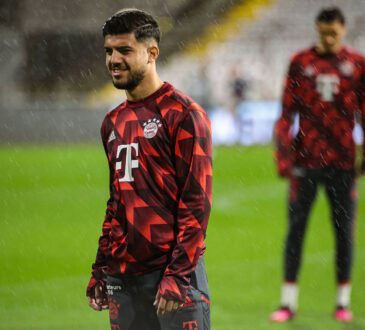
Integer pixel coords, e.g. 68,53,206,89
275,46,365,175
87,82,212,302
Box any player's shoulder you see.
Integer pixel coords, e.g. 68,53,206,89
160,83,210,136
342,46,365,62
290,47,315,64
161,82,207,118
100,102,126,138
102,101,126,124
106,101,127,118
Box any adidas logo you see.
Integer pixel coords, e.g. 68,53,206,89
182,296,195,308
108,130,116,143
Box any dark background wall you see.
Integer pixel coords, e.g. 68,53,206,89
0,0,241,142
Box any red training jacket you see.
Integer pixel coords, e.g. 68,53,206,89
87,82,212,302
275,46,365,176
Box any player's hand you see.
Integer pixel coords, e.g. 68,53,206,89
277,158,292,178
153,291,183,316
88,283,109,311
278,166,292,178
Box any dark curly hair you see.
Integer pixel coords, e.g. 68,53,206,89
102,8,161,44
316,7,345,25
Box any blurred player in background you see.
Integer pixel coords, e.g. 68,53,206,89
86,8,212,330
271,7,365,323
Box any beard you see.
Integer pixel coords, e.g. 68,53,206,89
112,67,146,91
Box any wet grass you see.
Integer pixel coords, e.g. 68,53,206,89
0,144,364,329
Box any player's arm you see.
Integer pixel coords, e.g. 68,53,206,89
155,106,212,315
358,58,365,175
274,57,300,178
87,195,114,311
87,118,115,311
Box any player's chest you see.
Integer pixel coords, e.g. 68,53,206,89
106,108,171,163
301,58,360,101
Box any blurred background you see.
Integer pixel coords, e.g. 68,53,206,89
1,0,365,144
1,0,365,329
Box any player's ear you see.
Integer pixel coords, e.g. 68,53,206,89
342,25,347,37
147,45,159,63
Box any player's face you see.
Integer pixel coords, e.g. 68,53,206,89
104,33,149,90
316,21,346,54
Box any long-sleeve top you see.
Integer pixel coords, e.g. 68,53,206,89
87,82,212,302
275,46,365,175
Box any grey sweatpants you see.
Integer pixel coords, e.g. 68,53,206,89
106,257,210,330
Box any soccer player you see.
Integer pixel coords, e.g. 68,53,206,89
270,7,365,323
86,9,212,330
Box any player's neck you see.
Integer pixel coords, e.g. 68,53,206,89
126,71,163,102
316,43,343,55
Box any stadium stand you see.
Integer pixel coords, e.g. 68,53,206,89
0,0,364,143
160,0,365,145
163,0,365,104
0,0,239,142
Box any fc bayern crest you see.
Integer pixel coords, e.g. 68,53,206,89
143,118,162,139
339,61,354,76
303,65,315,77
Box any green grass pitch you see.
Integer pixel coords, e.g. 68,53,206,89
0,144,364,329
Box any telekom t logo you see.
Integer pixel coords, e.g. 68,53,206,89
316,74,339,101
115,143,139,182
183,320,198,330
